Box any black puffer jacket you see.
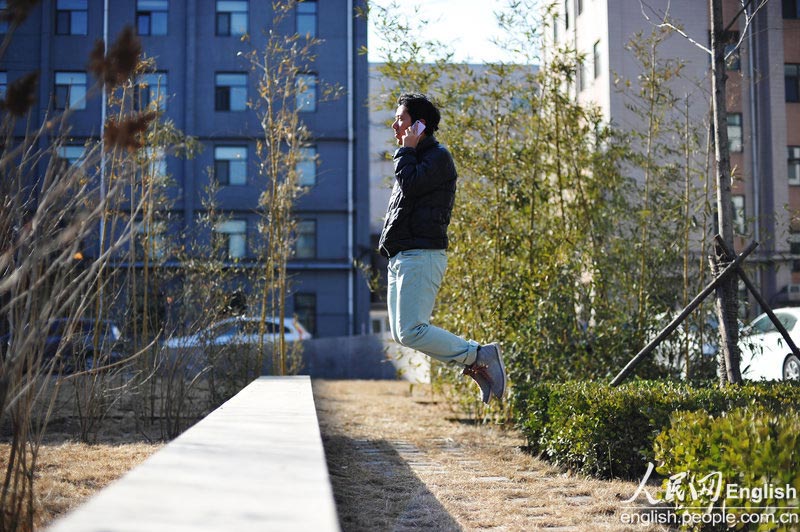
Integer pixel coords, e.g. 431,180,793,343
378,135,457,258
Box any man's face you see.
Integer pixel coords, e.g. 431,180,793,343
392,105,413,145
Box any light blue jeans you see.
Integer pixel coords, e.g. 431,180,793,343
387,249,479,366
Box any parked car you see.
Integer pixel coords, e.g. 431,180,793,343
739,307,800,381
1,318,127,373
163,316,311,349
651,311,720,378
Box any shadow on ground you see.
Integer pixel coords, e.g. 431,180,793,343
321,434,462,531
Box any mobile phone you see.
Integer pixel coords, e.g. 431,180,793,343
410,120,425,136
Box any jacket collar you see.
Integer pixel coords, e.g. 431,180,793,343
416,134,437,152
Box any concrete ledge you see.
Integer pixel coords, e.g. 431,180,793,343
299,333,430,382
47,376,340,532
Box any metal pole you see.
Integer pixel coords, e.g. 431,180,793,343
610,240,758,386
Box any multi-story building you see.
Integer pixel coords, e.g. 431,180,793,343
555,0,800,313
2,0,371,337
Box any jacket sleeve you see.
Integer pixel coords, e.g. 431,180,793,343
393,146,455,198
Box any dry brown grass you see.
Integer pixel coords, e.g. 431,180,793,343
313,380,671,532
0,441,161,529
4,379,672,530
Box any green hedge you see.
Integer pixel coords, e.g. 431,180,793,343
655,408,800,530
513,380,800,479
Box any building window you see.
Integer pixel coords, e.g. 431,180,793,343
56,0,88,35
58,144,85,166
724,31,740,71
143,147,167,179
137,0,168,36
296,0,317,37
216,0,248,36
295,220,316,259
792,238,800,272
294,293,316,336
727,113,743,153
137,72,167,110
783,0,800,19
564,0,569,29
787,64,800,103
0,71,6,100
552,14,558,43
296,146,317,187
789,146,800,186
732,195,745,235
214,146,247,185
296,73,317,112
593,40,601,79
135,220,167,260
0,1,8,34
214,219,247,259
577,59,588,92
577,0,583,15
54,72,87,110
215,73,247,111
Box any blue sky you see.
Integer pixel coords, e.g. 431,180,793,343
366,0,520,64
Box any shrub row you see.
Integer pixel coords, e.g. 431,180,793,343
513,380,800,479
654,407,800,529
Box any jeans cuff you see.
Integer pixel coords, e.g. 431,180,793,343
463,340,480,366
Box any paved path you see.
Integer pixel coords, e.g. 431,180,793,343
313,380,668,532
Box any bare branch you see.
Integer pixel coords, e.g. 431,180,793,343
639,0,711,55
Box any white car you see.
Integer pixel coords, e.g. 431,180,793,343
739,308,800,381
163,316,311,349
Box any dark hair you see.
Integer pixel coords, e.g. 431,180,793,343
397,93,441,133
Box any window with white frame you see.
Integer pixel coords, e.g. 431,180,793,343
296,0,317,37
732,195,745,235
215,219,247,259
296,146,317,187
135,220,167,259
143,147,167,179
552,14,558,43
137,72,168,110
214,146,247,185
216,0,248,36
789,146,800,186
215,72,247,111
56,0,88,35
54,72,87,110
294,220,316,259
137,0,168,35
593,40,601,79
58,144,85,166
727,113,743,153
296,73,317,112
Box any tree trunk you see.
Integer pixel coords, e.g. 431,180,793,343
709,0,742,385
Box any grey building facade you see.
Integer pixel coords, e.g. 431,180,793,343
3,0,371,337
556,0,800,314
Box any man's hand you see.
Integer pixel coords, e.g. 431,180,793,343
401,124,423,148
